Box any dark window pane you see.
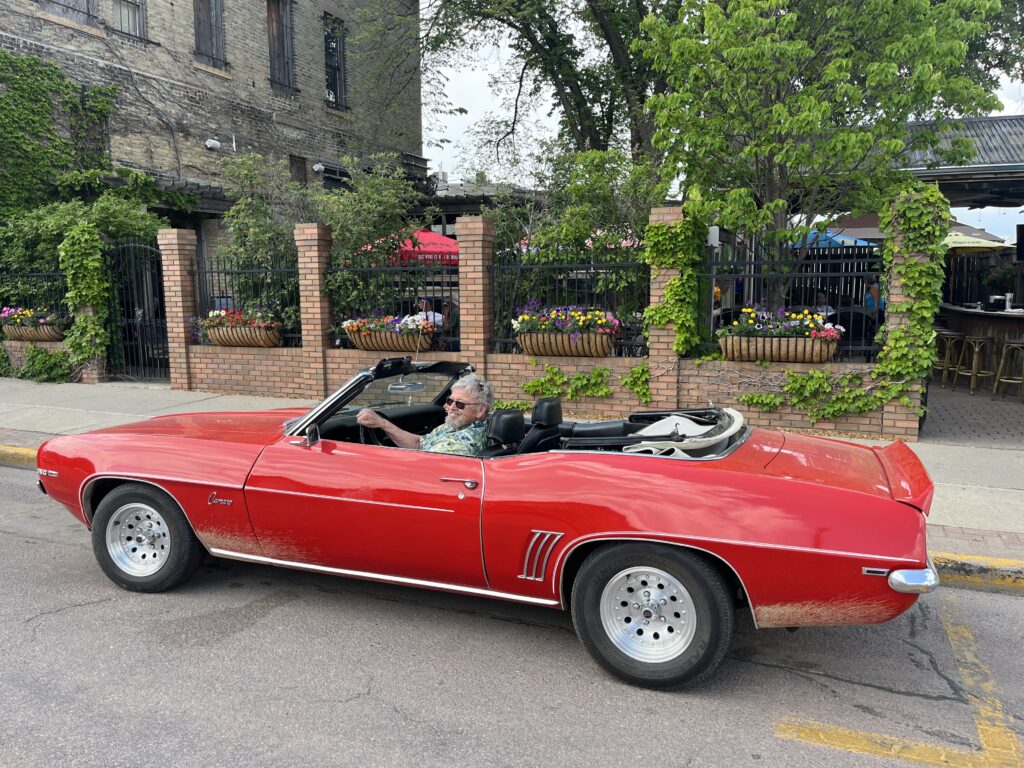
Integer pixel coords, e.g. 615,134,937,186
40,0,95,25
268,0,294,92
323,14,347,108
194,0,226,68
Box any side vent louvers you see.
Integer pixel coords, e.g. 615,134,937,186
518,530,564,582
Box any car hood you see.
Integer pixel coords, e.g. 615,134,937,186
89,409,310,446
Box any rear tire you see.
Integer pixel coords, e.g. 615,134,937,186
571,543,734,689
91,483,205,593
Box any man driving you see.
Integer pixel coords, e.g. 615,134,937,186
355,373,493,456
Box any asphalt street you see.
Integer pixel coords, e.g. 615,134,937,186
1,466,1022,768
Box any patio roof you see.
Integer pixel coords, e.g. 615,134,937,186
905,115,1024,207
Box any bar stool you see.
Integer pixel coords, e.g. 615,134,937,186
952,335,995,395
934,329,964,387
992,337,1024,401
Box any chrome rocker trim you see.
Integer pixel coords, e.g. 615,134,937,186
888,556,940,594
208,548,561,607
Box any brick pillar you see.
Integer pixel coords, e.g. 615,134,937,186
646,207,685,410
881,234,922,439
295,223,332,398
157,228,197,391
455,216,495,376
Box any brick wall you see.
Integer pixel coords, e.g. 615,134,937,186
1,0,422,189
156,217,925,440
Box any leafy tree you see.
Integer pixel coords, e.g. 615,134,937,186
640,0,1002,307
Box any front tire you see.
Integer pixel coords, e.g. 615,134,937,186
571,543,734,690
91,483,205,592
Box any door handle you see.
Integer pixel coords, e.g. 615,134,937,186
440,477,478,489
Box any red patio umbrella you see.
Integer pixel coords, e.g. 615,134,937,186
399,229,459,265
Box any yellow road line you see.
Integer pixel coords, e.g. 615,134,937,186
933,553,1024,594
775,591,1023,766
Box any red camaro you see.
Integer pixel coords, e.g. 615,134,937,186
37,358,938,689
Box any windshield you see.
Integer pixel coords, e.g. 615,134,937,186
343,371,453,410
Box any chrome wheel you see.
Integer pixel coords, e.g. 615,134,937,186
599,566,698,663
104,503,171,577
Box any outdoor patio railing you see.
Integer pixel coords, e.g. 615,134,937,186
492,250,651,356
191,258,301,347
0,271,70,316
325,262,461,351
698,244,884,361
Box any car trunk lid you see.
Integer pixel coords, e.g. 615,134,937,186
760,432,894,501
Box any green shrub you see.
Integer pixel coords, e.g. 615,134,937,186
20,345,73,382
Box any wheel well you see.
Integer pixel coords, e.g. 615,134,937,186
559,539,749,611
83,478,178,525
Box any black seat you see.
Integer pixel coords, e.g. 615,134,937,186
479,410,526,457
518,398,563,454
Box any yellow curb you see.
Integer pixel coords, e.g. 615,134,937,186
0,444,37,467
931,552,1024,594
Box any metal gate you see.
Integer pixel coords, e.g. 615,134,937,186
106,240,169,381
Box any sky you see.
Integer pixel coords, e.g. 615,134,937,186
426,52,1023,245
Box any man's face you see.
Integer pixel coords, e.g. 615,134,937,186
444,387,487,428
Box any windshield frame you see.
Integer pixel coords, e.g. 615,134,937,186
284,358,472,438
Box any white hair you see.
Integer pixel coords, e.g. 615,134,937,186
453,373,493,414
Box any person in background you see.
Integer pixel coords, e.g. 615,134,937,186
865,276,886,337
413,297,444,328
356,373,492,456
813,292,835,317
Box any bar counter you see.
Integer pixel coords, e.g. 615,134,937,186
940,303,1024,345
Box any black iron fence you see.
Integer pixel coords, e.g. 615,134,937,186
192,255,301,347
106,239,169,380
698,245,884,361
325,262,461,351
492,250,651,356
0,271,69,317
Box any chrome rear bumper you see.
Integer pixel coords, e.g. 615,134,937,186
889,556,940,594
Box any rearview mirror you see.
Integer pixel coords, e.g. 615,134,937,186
388,380,425,393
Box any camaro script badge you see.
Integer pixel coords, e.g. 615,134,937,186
207,492,233,507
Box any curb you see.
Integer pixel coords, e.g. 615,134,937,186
931,552,1024,595
0,444,36,468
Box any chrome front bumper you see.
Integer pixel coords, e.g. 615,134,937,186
889,556,940,594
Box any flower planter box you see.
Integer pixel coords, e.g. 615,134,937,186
2,325,65,342
719,336,837,363
517,332,614,357
207,326,282,348
346,329,432,353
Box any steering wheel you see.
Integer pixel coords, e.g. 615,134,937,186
359,421,384,446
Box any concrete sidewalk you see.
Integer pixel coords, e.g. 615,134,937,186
1,377,1021,593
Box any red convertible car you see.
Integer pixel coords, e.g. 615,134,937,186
37,358,938,689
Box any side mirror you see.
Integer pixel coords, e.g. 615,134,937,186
305,424,320,446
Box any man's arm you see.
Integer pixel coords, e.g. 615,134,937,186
355,409,422,449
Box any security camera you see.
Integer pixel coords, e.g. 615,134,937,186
204,138,221,151
312,162,325,173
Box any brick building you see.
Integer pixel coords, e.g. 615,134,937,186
1,0,425,225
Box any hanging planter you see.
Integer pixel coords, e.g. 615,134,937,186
346,329,432,353
2,325,66,342
517,332,615,357
718,336,837,363
207,326,282,348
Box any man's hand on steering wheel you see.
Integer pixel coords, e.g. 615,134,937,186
356,408,387,445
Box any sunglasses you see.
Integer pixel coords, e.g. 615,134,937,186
445,397,482,410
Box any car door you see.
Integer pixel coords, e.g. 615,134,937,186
243,436,486,587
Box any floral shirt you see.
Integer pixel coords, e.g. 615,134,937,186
420,420,488,456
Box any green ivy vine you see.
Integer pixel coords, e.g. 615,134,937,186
642,211,707,354
522,365,614,400
622,363,651,404
59,222,110,365
739,185,949,422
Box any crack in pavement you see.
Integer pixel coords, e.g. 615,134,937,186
23,597,113,625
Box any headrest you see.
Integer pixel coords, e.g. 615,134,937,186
487,409,526,444
531,397,563,428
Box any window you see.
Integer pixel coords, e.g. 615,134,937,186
324,14,347,109
194,0,226,69
267,0,295,93
111,0,145,37
289,155,307,184
39,0,97,25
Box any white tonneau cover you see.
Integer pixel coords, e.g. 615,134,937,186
623,408,745,456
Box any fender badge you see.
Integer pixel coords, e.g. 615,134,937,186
37,469,58,477
208,492,234,507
